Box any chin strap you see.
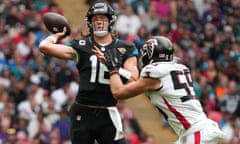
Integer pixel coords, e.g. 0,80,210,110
94,30,109,37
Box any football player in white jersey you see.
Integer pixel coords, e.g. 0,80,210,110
94,36,226,144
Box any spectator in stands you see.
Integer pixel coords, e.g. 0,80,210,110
50,82,69,112
8,79,27,107
222,25,236,48
214,72,229,102
17,91,39,121
15,114,29,140
5,4,21,27
176,24,195,51
15,130,30,144
52,109,70,143
130,0,149,17
192,0,210,18
151,20,170,37
221,115,237,143
141,3,160,33
202,1,225,31
197,76,217,114
169,19,185,43
151,0,171,21
177,0,203,33
28,74,45,107
115,5,141,40
220,80,240,114
0,107,13,143
226,15,240,40
133,25,150,51
199,23,216,52
49,127,61,144
8,51,26,81
4,128,17,144
43,97,60,126
0,87,9,112
201,59,218,85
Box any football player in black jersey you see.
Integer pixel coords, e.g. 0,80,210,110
39,0,139,144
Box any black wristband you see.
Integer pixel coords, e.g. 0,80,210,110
109,69,119,76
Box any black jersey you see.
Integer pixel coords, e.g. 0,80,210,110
68,37,138,106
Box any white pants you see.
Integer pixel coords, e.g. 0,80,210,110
175,118,226,144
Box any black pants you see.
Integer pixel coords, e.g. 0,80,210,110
69,102,126,144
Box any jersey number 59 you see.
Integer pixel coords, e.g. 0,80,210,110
170,69,195,96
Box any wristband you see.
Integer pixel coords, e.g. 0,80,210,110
47,36,58,43
109,69,119,76
119,67,131,80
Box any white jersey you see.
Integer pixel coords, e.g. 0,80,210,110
140,62,207,136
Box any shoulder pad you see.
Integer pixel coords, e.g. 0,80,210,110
140,64,161,79
68,38,89,48
117,39,135,47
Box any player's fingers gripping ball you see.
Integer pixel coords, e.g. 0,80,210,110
43,12,71,39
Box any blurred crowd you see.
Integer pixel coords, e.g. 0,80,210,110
0,0,75,144
0,0,240,144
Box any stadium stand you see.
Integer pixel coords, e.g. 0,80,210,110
1,0,240,144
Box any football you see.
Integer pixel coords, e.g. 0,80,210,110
43,12,71,38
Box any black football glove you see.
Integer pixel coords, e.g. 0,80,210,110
104,48,122,75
